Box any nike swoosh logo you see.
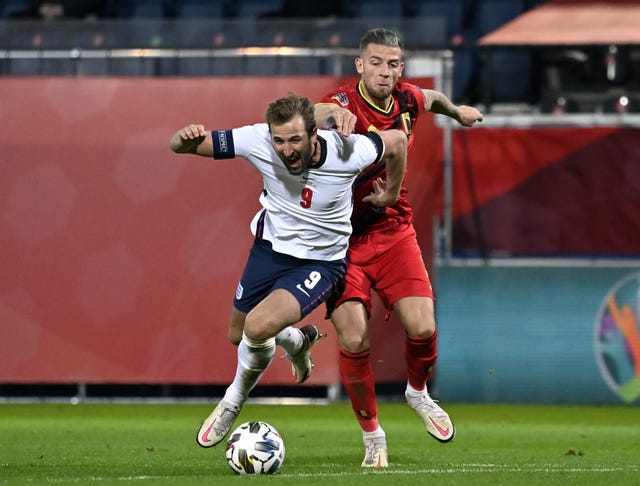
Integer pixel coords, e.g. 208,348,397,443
296,284,310,297
201,420,216,443
429,417,450,437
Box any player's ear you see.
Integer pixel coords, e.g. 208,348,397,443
355,57,364,73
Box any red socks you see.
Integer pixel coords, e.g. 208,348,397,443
405,329,438,391
339,330,437,432
339,349,379,432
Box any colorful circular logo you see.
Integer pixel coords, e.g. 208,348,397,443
594,271,640,403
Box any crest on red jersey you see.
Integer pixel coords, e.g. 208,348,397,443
331,93,349,107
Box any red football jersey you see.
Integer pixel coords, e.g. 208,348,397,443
320,81,427,234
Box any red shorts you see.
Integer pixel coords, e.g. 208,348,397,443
330,222,434,318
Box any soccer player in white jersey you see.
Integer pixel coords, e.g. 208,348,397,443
169,93,408,448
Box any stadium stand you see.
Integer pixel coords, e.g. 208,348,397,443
351,0,405,18
234,0,284,19
173,0,227,18
0,0,568,106
105,0,170,19
0,0,28,18
410,0,466,41
398,16,446,49
471,0,532,103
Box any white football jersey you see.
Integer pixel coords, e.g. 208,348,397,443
211,124,384,260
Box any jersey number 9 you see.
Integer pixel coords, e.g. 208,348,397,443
300,188,313,208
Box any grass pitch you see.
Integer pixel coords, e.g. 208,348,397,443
1,402,638,485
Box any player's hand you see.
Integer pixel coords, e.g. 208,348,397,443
328,107,357,136
361,177,398,207
456,105,484,127
170,123,207,153
179,123,207,144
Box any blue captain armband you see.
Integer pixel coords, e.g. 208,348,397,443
212,129,235,159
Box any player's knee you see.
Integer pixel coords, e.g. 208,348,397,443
243,327,269,341
228,328,242,346
339,333,369,353
243,318,279,341
407,319,437,339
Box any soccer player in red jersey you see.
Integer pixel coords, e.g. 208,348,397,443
315,28,483,467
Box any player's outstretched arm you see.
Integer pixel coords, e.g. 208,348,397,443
423,89,484,127
362,129,407,207
169,123,214,156
314,103,357,136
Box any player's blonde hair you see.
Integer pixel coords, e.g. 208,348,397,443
359,28,404,54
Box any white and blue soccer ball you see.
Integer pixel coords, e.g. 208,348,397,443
225,421,285,475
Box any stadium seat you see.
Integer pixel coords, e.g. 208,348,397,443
309,18,365,48
174,0,227,18
472,0,526,36
399,17,447,49
93,22,139,48
67,24,108,49
105,0,170,18
0,0,28,18
244,19,309,47
3,22,44,48
35,23,92,48
0,21,8,50
352,0,404,18
411,0,466,39
235,0,284,19
169,18,231,47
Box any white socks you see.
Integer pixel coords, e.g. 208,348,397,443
405,383,427,399
363,426,386,440
275,326,304,357
223,333,275,407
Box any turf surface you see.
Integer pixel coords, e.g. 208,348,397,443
1,402,638,484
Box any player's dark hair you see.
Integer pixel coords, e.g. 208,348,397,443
359,28,404,54
265,92,316,136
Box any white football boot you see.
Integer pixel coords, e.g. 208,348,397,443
196,400,240,448
406,390,455,442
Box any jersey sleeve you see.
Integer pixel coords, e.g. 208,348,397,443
211,124,270,160
351,131,385,171
408,82,428,113
319,88,352,109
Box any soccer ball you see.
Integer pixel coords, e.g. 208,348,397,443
225,421,285,475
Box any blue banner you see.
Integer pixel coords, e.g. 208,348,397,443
435,264,640,405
